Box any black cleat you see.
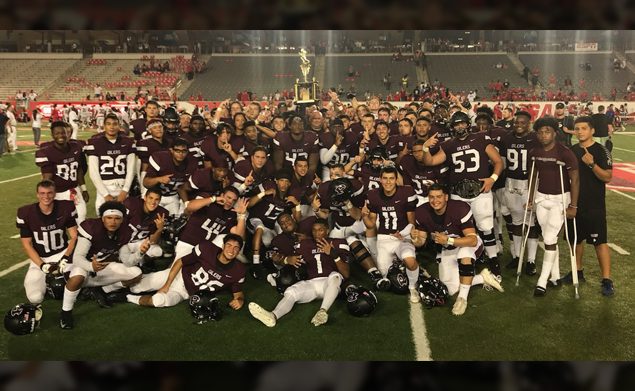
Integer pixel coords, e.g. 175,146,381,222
60,310,74,329
558,270,586,285
524,261,537,276
106,289,130,304
91,287,113,308
250,264,268,280
488,258,501,278
547,279,560,288
533,286,546,297
506,257,519,269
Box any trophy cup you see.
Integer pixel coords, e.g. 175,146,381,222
294,48,319,105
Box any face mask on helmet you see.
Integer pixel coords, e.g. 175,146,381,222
346,285,378,317
189,290,222,324
387,262,409,294
4,303,42,335
417,277,449,309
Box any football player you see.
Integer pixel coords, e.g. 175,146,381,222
365,121,401,161
122,186,169,264
143,138,198,216
35,121,89,223
85,113,136,214
318,118,358,180
178,166,228,202
399,139,443,207
135,119,170,196
272,115,319,177
528,117,579,296
181,114,212,168
362,166,421,303
248,219,351,327
232,146,274,196
127,233,246,311
412,184,503,316
422,111,504,277
59,201,144,329
201,122,241,170
16,180,78,305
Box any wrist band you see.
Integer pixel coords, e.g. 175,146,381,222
258,191,265,199
423,146,430,153
295,205,301,211
334,256,341,263
447,237,455,246
283,257,288,265
237,213,247,220
568,204,578,209
80,185,87,191
490,173,499,181
209,196,216,204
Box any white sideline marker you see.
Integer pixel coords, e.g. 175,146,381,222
10,234,20,239
409,302,432,361
0,173,39,184
0,260,30,278
610,189,635,202
608,243,630,255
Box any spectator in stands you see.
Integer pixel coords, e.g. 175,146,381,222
401,74,409,90
133,64,141,75
383,73,392,91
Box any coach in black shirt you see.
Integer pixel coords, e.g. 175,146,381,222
0,109,8,156
591,105,613,147
560,116,614,296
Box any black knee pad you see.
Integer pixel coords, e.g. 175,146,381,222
458,262,475,277
351,242,371,264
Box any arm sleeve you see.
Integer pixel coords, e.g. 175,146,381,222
88,155,110,197
120,243,144,267
72,236,94,272
320,145,338,165
122,153,136,192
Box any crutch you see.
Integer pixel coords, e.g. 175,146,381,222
516,158,537,286
558,161,579,299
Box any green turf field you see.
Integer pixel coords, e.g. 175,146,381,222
0,125,634,360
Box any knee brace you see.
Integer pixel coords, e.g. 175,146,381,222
350,241,372,264
327,272,343,286
458,261,475,277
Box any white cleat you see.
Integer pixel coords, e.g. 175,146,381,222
480,268,504,292
249,302,276,327
452,297,468,316
310,308,328,326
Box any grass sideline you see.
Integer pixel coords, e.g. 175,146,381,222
0,125,633,360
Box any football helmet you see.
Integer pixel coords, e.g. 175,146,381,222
161,215,189,255
274,265,306,294
45,274,66,300
449,111,471,138
4,303,42,335
387,261,409,294
189,290,221,324
163,107,180,133
417,277,449,309
346,285,378,317
328,177,353,206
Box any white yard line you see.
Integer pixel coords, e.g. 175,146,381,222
10,234,20,239
608,243,630,255
0,173,39,184
610,189,635,201
613,146,635,153
0,260,30,278
410,302,432,361
614,157,623,161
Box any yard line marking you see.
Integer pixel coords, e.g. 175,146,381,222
409,302,432,361
607,185,635,191
0,259,30,278
10,234,20,239
610,189,635,201
613,147,635,153
608,243,630,255
0,173,39,184
614,157,623,161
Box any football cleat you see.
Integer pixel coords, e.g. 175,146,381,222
376,278,391,291
310,308,328,326
558,270,586,285
506,257,519,269
524,261,537,276
487,258,501,278
547,279,560,288
91,287,113,308
409,288,421,304
250,264,268,280
480,268,504,293
59,310,74,330
105,289,130,304
451,297,468,316
248,302,276,327
533,286,546,297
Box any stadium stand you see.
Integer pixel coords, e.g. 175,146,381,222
0,59,78,100
518,52,635,96
426,53,525,95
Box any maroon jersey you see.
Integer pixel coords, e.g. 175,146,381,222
146,150,198,197
232,158,275,196
398,135,416,151
188,168,225,198
439,133,493,185
136,137,170,165
485,126,507,149
316,179,365,227
399,155,441,197
178,203,238,245
16,200,77,258
35,142,84,192
367,186,417,235
84,133,135,181
77,218,133,262
289,173,316,204
366,135,401,161
123,197,169,242
272,131,319,169
499,132,539,180
319,131,359,166
201,135,237,170
181,131,212,168
270,215,317,256
230,134,246,157
296,238,349,279
415,199,482,254
181,241,246,295
354,164,382,191
129,118,148,141
431,122,452,143
529,143,579,195
248,181,292,230
242,138,271,157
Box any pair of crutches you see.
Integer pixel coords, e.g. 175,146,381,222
515,159,579,299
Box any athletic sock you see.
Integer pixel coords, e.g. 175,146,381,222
527,238,539,263
126,294,141,305
458,284,471,300
62,288,80,312
537,250,557,288
405,266,420,289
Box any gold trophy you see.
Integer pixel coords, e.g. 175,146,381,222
294,48,319,104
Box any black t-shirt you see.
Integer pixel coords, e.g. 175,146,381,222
570,142,612,211
0,112,8,135
591,113,610,138
555,115,575,146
